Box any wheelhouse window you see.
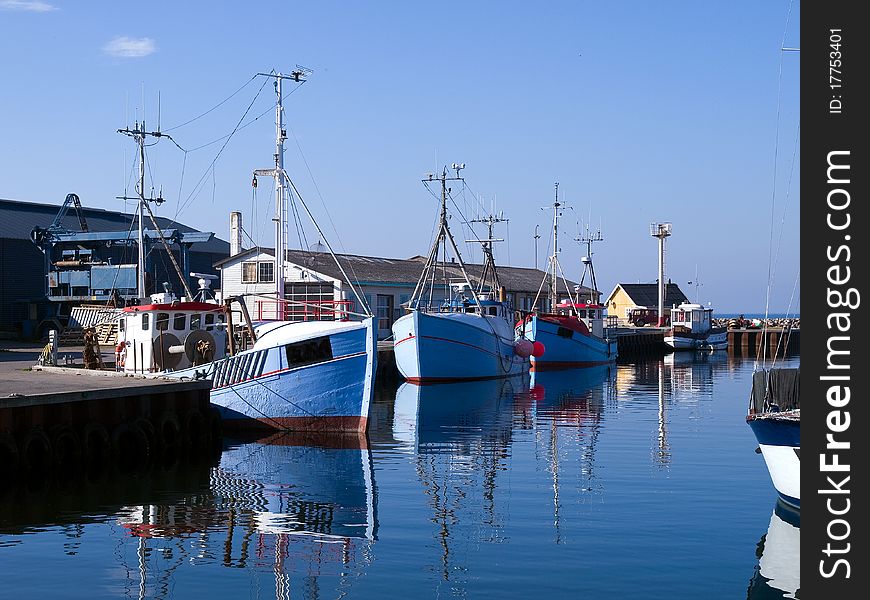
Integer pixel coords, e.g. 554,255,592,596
205,313,215,330
173,313,187,330
141,313,150,331
119,318,125,332
156,312,170,331
190,314,202,330
285,336,333,369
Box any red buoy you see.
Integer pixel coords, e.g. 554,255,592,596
531,341,545,357
514,338,533,358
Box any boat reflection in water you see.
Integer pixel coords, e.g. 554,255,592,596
393,366,611,582
747,500,800,599
392,375,525,452
117,432,378,599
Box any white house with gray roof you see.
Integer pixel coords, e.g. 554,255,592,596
215,247,595,340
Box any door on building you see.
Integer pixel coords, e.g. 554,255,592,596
376,294,394,339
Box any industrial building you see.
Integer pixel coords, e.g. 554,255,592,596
0,197,229,339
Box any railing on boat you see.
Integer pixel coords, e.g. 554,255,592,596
212,349,269,389
252,299,354,322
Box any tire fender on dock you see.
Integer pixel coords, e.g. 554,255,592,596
18,427,53,473
49,425,82,471
111,421,151,468
81,423,111,465
0,432,20,478
158,411,182,452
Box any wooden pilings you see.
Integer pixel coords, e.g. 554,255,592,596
727,327,799,358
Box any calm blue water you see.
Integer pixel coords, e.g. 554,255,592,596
0,353,800,599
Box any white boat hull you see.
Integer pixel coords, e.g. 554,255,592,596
664,328,728,351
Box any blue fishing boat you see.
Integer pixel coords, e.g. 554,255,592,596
516,184,617,371
392,165,528,383
125,70,377,433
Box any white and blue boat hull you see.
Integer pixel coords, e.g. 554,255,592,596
522,316,617,370
747,413,800,508
392,310,528,383
170,318,377,433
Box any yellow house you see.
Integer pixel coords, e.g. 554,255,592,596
605,283,689,324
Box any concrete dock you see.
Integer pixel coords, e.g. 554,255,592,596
1,342,217,478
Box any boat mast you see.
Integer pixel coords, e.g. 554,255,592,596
118,120,167,301
468,212,507,295
549,183,561,311
254,70,306,320
409,164,481,310
576,225,604,304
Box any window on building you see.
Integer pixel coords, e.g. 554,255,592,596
258,261,274,283
242,262,258,283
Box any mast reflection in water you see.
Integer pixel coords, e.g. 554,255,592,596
1,354,800,599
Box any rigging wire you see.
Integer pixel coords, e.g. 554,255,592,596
164,74,259,132
759,0,798,371
175,76,271,218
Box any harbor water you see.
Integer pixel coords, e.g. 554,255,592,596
0,353,799,599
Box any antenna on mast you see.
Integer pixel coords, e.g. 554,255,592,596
252,68,311,319
575,223,604,304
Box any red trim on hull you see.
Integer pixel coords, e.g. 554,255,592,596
405,373,523,385
226,429,370,449
221,415,368,433
530,360,613,371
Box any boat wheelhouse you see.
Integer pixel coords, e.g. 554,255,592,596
118,285,228,374
663,302,727,351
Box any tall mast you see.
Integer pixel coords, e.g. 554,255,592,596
118,120,165,300
549,183,561,311
409,163,481,310
254,69,306,319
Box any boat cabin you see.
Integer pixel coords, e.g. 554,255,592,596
118,289,228,374
554,300,608,337
435,284,512,320
670,302,713,334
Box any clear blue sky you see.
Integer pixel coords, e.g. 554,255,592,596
0,1,800,314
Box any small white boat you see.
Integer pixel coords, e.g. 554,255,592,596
663,302,728,351
746,368,800,509
392,165,529,383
